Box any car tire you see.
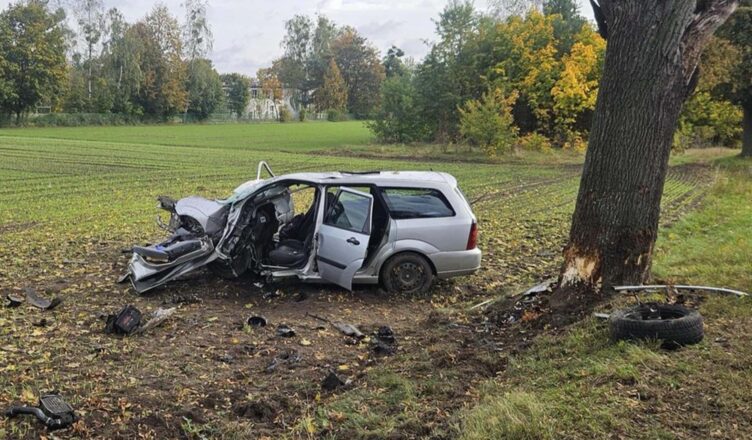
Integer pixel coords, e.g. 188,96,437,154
609,303,704,347
381,252,434,295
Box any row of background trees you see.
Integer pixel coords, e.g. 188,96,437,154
262,14,385,120
369,0,751,156
0,0,749,157
0,0,223,123
0,0,388,125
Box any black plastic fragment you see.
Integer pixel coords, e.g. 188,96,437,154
321,372,346,391
104,305,142,335
276,324,295,337
247,316,268,328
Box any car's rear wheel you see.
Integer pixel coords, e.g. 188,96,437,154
381,252,434,295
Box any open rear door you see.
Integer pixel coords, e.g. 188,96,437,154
316,187,373,290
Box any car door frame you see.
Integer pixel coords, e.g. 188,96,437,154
315,185,374,290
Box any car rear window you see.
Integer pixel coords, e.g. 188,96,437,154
380,188,455,219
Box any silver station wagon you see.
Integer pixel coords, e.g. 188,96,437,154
125,162,481,294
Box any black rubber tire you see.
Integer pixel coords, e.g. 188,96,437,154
609,303,704,347
381,252,434,295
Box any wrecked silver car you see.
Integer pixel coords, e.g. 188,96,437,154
125,162,481,294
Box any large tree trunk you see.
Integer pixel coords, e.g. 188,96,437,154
559,0,738,294
742,104,752,158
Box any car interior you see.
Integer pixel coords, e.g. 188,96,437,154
250,182,390,271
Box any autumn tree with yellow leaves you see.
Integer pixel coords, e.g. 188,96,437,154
370,0,608,154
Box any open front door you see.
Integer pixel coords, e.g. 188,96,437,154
316,187,373,290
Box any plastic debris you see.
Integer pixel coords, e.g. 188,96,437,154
332,322,364,340
105,305,142,335
23,288,62,311
134,307,176,334
321,371,346,391
247,315,268,328
276,324,296,338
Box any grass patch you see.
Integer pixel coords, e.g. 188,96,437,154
460,391,553,440
654,156,752,290
0,120,373,152
458,155,752,439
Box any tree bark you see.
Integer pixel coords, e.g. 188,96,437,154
742,103,752,158
559,0,738,293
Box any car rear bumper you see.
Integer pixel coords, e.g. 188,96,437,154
431,248,482,279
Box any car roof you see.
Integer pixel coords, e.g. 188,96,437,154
271,171,458,188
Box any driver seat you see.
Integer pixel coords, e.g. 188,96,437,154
268,239,307,267
268,192,335,268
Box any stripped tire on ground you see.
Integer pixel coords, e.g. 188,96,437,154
609,303,704,347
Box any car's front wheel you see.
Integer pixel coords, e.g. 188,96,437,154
381,252,434,295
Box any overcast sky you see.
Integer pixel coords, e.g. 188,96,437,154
0,0,594,76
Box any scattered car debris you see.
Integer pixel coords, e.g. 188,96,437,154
165,294,202,305
332,322,365,340
613,284,749,298
306,312,330,324
23,288,62,311
4,394,77,430
371,326,397,356
276,324,296,338
217,353,235,364
609,302,704,347
104,305,142,335
4,293,24,308
469,297,496,310
134,307,176,335
305,312,364,340
522,278,557,297
247,315,268,328
471,279,557,311
265,350,301,373
263,290,282,300
104,305,176,336
116,272,130,284
321,371,346,391
376,326,396,344
32,318,50,327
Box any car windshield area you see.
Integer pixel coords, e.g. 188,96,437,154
380,188,455,219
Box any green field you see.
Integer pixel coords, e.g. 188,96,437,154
1,120,373,152
0,122,749,439
0,121,709,288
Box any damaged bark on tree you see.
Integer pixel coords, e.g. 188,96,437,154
556,0,738,302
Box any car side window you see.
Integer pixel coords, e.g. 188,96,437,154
380,188,455,219
324,190,371,233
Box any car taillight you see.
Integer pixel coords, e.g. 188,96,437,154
466,222,478,250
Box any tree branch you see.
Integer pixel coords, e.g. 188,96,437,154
589,0,608,40
681,0,739,81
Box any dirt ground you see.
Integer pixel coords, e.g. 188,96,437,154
1,258,529,439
